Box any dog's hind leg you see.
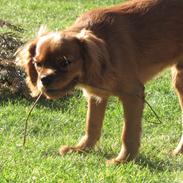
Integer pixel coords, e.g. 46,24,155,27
60,96,108,155
172,64,183,155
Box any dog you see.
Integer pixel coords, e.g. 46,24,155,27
16,0,183,164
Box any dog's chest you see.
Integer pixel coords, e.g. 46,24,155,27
77,84,109,100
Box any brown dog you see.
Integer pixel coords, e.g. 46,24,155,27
16,0,183,164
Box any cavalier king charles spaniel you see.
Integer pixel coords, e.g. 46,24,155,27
16,0,183,164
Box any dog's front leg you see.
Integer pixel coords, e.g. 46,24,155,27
60,96,108,155
108,90,144,164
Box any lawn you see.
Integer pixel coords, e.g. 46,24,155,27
0,0,183,182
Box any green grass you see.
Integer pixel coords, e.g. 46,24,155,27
0,0,183,182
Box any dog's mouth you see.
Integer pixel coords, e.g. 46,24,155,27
44,77,78,99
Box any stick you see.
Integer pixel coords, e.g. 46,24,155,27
23,92,42,147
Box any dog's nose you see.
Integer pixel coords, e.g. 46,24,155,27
41,75,53,87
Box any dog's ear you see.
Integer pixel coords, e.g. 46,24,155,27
16,41,39,97
76,29,109,81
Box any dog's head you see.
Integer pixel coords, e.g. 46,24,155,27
16,27,109,99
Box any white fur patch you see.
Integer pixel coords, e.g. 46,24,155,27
82,88,90,98
37,79,45,92
43,68,55,76
78,85,102,103
76,29,90,40
35,32,61,57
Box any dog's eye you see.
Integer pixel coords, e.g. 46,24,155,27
58,56,72,68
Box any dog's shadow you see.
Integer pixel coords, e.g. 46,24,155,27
41,147,182,172
135,154,183,172
96,150,183,172
0,91,82,111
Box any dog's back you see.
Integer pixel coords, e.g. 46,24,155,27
70,0,183,82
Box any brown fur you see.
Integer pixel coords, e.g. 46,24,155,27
16,0,183,164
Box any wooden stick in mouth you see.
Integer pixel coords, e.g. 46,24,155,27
23,92,43,147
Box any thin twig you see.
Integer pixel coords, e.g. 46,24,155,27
140,97,162,124
23,92,42,147
85,82,163,125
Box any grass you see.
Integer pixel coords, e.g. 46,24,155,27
0,0,183,182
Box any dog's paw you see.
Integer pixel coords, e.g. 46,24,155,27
106,158,126,166
106,159,120,165
59,145,87,156
59,146,74,156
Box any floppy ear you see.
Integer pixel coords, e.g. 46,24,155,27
76,29,110,81
15,41,39,97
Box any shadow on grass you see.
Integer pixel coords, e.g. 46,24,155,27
41,147,61,158
135,154,183,172
0,90,82,111
38,145,183,172
73,148,183,172
100,152,183,172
